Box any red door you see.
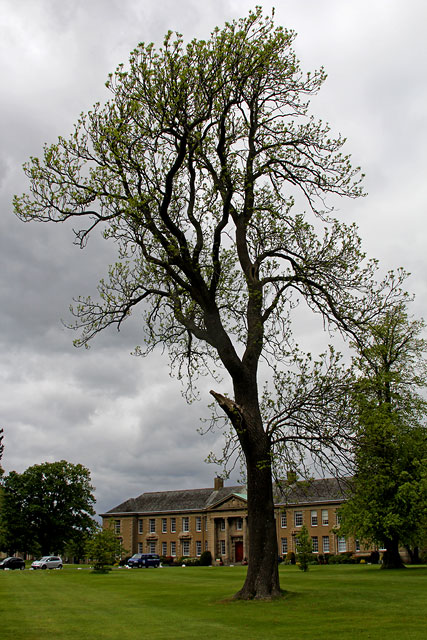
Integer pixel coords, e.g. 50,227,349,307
235,541,244,563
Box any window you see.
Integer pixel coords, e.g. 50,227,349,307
205,541,208,551
182,540,190,556
338,536,346,553
220,519,225,531
236,518,243,531
355,539,360,552
196,541,202,556
162,542,167,556
114,520,121,534
321,509,329,526
196,516,202,532
294,511,303,527
311,510,318,526
312,536,319,553
322,536,330,553
281,538,288,555
162,518,167,533
171,517,176,533
280,513,287,528
138,519,143,534
149,518,156,533
336,511,342,526
182,517,189,532
220,540,226,556
171,541,176,557
138,542,143,553
148,541,156,553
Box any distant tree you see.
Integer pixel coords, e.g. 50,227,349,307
14,9,398,598
339,304,427,569
86,527,124,572
0,460,96,556
296,524,312,571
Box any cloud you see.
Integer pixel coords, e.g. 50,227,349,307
1,0,426,516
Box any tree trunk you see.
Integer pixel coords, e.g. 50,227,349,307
381,538,405,569
233,445,281,599
211,389,281,600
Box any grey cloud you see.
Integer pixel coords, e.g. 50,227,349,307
1,0,426,515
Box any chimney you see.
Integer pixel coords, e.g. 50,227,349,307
214,477,224,490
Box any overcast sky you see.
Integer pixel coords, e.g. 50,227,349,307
1,0,426,516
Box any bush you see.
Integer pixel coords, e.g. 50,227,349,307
160,556,174,566
199,550,212,566
178,556,200,566
328,552,355,564
285,551,296,565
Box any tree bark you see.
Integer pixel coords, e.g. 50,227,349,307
234,453,281,599
211,389,281,599
381,538,405,569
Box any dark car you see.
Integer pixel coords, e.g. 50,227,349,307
0,556,25,570
127,553,160,568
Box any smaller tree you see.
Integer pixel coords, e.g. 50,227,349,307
0,460,96,555
86,527,124,572
296,524,312,572
340,303,427,569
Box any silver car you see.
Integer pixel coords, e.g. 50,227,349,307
31,556,63,570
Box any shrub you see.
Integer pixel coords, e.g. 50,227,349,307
285,551,296,565
199,550,212,566
370,550,380,564
178,556,200,566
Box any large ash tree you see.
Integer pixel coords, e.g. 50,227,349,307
14,10,389,598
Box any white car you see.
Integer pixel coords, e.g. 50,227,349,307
31,556,63,570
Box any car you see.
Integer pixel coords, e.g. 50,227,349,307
0,556,26,570
127,553,160,568
31,556,63,570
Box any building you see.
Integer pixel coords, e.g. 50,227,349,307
101,477,371,562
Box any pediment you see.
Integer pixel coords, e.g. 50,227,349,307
209,494,247,512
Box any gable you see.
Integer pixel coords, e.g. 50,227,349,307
209,493,247,512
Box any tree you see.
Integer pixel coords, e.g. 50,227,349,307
0,460,96,556
14,10,392,598
339,304,427,568
296,524,312,571
86,526,124,572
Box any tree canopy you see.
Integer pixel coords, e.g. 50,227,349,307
13,9,399,597
0,460,96,556
339,303,427,568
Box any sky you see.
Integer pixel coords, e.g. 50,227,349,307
1,0,426,516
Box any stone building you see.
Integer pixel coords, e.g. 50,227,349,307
100,477,370,562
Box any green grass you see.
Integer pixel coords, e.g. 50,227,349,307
1,564,426,639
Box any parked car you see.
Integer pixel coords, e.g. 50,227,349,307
0,556,25,570
127,553,160,568
31,556,63,570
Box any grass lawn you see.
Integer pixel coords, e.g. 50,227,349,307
1,563,426,639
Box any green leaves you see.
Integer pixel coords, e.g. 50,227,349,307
0,460,96,555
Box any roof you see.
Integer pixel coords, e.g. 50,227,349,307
274,477,351,506
101,477,349,517
104,485,244,515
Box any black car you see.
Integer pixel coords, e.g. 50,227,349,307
0,556,25,570
127,553,160,568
